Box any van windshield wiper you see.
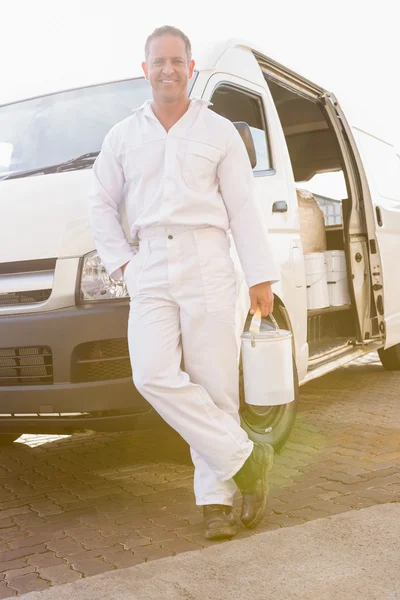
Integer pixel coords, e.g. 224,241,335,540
1,152,100,181
55,152,100,172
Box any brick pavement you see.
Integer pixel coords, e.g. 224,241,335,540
0,352,399,597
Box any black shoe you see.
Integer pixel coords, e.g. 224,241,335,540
233,443,274,529
203,504,238,540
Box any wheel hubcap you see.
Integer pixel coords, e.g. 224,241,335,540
240,404,286,435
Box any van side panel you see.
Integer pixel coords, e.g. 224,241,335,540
352,127,400,348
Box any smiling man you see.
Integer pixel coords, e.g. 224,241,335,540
89,25,279,540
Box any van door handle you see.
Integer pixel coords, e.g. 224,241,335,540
272,201,288,213
375,206,383,227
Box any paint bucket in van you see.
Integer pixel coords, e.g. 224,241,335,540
304,252,329,310
325,250,351,306
241,310,294,406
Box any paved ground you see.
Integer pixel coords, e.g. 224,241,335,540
0,352,399,597
16,504,400,600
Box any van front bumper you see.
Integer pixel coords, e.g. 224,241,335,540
0,302,159,434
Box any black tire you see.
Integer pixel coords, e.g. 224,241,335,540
0,434,21,446
238,304,299,452
239,352,298,452
378,343,400,371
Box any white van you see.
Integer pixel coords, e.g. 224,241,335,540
1,39,400,447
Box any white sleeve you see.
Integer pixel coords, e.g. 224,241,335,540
88,132,134,280
217,127,279,288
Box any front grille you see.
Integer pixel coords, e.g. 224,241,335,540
0,346,53,386
71,338,131,383
0,258,57,275
0,289,51,306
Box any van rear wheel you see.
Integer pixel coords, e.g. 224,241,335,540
239,354,298,452
378,343,400,371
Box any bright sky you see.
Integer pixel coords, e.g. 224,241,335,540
1,0,399,199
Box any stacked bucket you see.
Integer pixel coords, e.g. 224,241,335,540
305,250,351,310
325,250,351,307
296,189,351,311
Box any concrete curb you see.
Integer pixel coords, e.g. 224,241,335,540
18,503,400,600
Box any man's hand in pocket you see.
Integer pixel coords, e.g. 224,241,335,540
121,262,129,276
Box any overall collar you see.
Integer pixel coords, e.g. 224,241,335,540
132,97,213,121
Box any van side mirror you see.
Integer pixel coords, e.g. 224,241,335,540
233,122,257,169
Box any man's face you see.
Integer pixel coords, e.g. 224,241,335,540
142,35,195,103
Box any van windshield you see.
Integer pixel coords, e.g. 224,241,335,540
0,77,159,180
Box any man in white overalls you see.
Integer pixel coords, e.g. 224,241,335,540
89,26,279,540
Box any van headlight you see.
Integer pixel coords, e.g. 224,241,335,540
79,251,129,302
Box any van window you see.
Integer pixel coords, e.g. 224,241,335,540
209,84,272,172
0,78,156,180
0,78,156,179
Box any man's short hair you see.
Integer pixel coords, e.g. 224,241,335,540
144,25,192,62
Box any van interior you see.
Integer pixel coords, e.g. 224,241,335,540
209,76,374,367
265,78,378,367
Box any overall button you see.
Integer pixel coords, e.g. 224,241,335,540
168,235,174,239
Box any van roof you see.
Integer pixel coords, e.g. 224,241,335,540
1,38,324,106
2,38,394,148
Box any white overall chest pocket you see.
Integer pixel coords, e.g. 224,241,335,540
182,141,221,192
